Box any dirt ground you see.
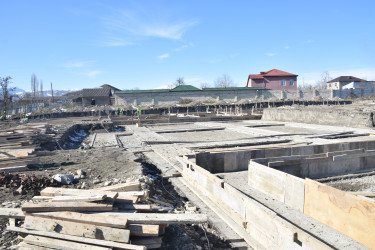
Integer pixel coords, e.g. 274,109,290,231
0,120,229,249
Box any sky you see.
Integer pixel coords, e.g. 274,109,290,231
1,0,375,91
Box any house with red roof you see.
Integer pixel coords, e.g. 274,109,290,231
246,69,298,90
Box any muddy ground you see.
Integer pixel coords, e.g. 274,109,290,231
0,120,229,249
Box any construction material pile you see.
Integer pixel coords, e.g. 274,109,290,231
0,123,55,173
0,182,207,249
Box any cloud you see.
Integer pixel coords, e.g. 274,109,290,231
63,61,93,68
103,8,197,40
284,45,290,49
157,53,169,60
81,70,103,77
101,38,133,47
174,42,194,52
155,85,169,89
265,52,277,57
306,39,315,43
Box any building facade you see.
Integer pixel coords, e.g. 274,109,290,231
326,76,367,90
246,69,298,90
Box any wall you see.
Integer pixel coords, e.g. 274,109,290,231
82,97,110,106
262,106,375,128
195,140,375,174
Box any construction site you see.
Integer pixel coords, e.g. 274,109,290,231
0,100,375,250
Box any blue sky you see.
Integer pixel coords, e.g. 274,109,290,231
1,0,375,91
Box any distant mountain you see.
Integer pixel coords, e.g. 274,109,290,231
8,88,80,97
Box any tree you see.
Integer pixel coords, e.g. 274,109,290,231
40,80,44,97
175,77,185,86
0,76,14,113
214,74,236,88
200,82,211,88
31,74,39,98
315,71,332,90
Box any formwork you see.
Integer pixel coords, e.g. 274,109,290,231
179,141,375,249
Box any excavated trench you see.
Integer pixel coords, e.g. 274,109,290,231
140,157,229,250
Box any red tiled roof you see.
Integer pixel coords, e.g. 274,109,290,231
249,74,264,79
249,69,298,79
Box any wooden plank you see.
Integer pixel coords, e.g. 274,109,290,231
51,195,106,202
40,187,118,201
0,208,25,219
22,201,113,212
23,235,110,250
349,191,375,197
95,182,141,192
118,191,145,197
92,212,207,225
16,242,53,250
115,194,140,204
304,179,375,249
7,227,146,250
0,166,28,172
24,216,130,243
28,211,127,229
116,203,152,211
127,224,160,237
248,161,286,202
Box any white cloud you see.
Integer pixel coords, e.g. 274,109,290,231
101,39,133,47
157,53,169,60
81,70,103,77
174,45,188,52
306,39,315,43
266,52,277,57
63,61,93,68
103,8,197,40
284,45,290,49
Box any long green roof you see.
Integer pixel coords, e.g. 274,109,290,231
115,85,265,94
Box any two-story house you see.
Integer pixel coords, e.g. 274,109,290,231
326,76,366,90
246,69,298,90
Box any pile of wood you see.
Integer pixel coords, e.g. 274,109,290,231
0,123,54,173
0,182,207,249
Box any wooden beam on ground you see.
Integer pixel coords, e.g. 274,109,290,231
127,224,160,237
23,235,111,250
91,212,207,225
24,216,130,243
348,191,375,197
15,242,53,250
116,203,152,212
22,201,113,212
95,182,141,192
7,227,146,250
40,187,118,201
51,195,106,202
0,208,25,219
28,211,127,229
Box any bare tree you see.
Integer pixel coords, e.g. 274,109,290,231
31,74,39,98
175,77,185,86
200,82,211,88
315,71,332,90
214,74,236,88
0,76,14,113
40,80,44,97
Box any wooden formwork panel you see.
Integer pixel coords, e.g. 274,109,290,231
304,179,375,249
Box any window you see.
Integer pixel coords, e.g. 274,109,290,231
281,79,286,86
289,79,294,86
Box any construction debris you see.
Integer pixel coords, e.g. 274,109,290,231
1,182,208,249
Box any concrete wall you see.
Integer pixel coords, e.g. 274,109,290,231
262,106,375,128
82,97,110,106
195,141,375,174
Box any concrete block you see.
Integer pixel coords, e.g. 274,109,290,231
284,174,305,212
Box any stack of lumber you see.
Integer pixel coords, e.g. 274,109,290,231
1,182,208,249
0,123,53,172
